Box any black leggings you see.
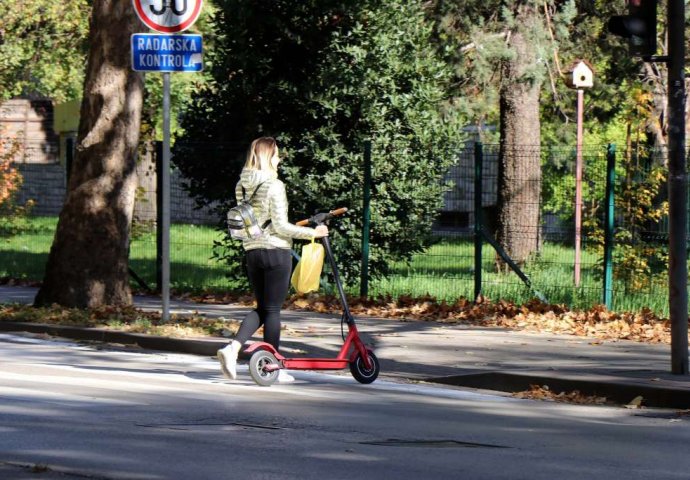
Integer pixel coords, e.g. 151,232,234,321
234,248,292,350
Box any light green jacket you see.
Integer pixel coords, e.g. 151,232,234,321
235,168,317,250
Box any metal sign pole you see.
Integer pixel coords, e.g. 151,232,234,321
131,0,203,323
161,72,171,322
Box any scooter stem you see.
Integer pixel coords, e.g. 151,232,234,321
320,236,355,325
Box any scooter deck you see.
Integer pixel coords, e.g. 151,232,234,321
282,358,349,370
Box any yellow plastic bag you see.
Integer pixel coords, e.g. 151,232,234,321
291,239,325,294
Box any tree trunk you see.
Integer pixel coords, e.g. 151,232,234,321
35,1,143,308
496,7,542,270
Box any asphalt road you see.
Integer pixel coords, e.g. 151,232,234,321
1,332,690,480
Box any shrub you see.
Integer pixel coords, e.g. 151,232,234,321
173,0,464,289
0,133,34,237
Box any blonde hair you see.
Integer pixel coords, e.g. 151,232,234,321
245,137,279,171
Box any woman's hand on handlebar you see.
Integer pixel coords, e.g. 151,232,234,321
314,225,329,237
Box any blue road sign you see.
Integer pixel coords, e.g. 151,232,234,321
131,33,203,72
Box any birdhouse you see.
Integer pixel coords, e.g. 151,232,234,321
564,60,594,89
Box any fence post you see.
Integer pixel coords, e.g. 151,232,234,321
155,141,163,293
65,137,74,186
360,140,372,298
603,144,616,309
474,142,483,302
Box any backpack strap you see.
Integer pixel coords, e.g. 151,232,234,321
241,181,264,202
241,181,272,229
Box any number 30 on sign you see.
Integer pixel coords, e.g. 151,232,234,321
132,0,203,33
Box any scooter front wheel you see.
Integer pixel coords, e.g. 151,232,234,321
350,350,380,384
249,350,280,386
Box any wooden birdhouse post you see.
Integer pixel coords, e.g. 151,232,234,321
564,60,594,287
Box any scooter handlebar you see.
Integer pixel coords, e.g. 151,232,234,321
296,207,348,226
329,207,348,217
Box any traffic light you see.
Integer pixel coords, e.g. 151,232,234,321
608,0,657,57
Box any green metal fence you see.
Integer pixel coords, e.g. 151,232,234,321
0,139,681,315
367,142,674,314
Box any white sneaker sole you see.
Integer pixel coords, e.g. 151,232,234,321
217,349,237,380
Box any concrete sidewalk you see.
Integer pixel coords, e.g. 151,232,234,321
1,285,689,408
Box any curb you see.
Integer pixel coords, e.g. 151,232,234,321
0,321,225,357
429,372,690,409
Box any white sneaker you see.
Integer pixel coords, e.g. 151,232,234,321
277,369,295,383
217,347,237,380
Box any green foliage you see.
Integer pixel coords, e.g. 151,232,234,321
0,0,217,144
0,201,35,238
0,1,90,102
436,0,576,136
542,141,668,294
436,0,661,152
607,149,668,293
210,238,247,291
174,0,464,285
0,133,34,237
539,1,659,148
541,49,667,295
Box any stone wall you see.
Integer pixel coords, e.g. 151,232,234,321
13,160,220,225
15,163,66,216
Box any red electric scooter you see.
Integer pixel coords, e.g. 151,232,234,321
244,207,380,386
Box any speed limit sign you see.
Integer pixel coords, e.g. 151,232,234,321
132,0,203,33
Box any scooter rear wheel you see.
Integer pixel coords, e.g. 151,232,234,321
350,351,380,384
249,350,280,386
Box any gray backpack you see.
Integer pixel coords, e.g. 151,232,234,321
227,182,271,240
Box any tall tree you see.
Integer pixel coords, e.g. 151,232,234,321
34,1,143,308
496,2,546,267
437,0,574,266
